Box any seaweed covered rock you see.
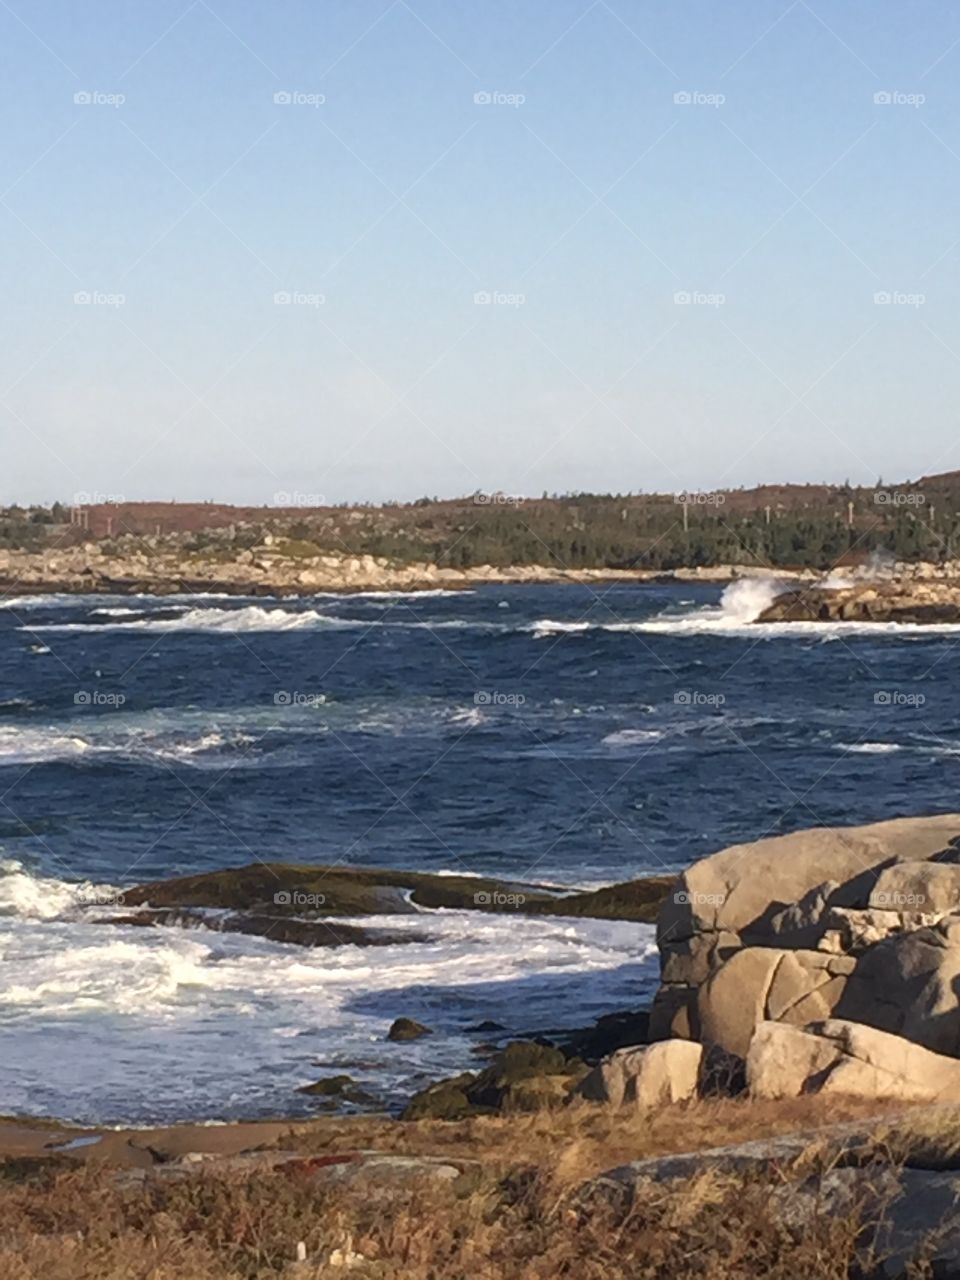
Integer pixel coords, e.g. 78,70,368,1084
402,1074,480,1121
401,1041,588,1119
387,1018,432,1042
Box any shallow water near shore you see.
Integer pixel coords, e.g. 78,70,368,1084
1,580,958,1123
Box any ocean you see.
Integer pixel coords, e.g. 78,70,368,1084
0,579,955,1123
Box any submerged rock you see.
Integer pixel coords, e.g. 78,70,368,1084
386,1018,432,1042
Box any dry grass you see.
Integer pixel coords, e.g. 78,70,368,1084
286,1092,916,1185
0,1159,868,1280
0,1096,938,1279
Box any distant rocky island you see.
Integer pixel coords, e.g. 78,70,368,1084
758,566,960,624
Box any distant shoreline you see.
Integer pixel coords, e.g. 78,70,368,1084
0,560,812,599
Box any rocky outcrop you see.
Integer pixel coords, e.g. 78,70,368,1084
118,862,675,924
651,814,960,1048
758,580,960,624
575,1040,703,1108
747,1019,960,1102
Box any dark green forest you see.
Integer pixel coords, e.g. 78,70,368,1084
1,483,956,571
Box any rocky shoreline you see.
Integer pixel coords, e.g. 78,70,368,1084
14,819,960,1273
759,580,960,624
0,545,807,596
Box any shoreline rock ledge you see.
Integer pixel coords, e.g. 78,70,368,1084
649,814,960,1101
758,581,960,624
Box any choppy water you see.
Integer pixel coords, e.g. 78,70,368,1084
1,579,956,1123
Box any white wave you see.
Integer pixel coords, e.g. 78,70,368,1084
834,742,902,754
29,604,352,634
524,620,593,637
0,859,119,921
0,724,256,768
602,729,664,746
0,871,658,1124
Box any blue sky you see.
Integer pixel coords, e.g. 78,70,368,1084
3,0,960,504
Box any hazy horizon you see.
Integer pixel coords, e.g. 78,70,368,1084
5,1,960,506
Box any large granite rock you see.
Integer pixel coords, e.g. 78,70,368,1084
575,1040,702,1108
747,1019,960,1102
651,815,960,1052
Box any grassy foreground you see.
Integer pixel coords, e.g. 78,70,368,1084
0,1096,933,1279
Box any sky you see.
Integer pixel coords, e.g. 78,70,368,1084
3,0,960,505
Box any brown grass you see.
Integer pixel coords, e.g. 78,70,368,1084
285,1092,917,1185
0,1096,939,1279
